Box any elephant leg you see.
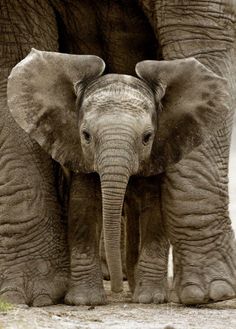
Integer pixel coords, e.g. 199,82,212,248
126,177,169,304
65,173,106,306
162,136,236,305
125,197,140,293
0,1,68,306
120,216,127,280
139,0,236,305
99,230,110,280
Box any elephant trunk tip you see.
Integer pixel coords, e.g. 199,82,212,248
105,242,124,293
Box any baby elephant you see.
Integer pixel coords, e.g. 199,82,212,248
8,49,230,305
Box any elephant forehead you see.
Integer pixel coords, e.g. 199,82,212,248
82,94,154,116
84,75,154,103
81,76,156,118
82,80,155,111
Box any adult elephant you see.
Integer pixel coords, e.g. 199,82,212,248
139,0,236,304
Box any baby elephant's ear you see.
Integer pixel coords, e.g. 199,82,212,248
8,48,105,171
136,58,230,173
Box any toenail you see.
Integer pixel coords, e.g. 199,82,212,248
209,280,235,301
180,285,205,305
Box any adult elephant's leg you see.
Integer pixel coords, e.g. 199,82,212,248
162,139,236,304
140,1,236,304
126,177,169,304
0,1,68,306
65,173,106,306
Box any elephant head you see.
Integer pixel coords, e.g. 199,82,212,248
7,49,229,293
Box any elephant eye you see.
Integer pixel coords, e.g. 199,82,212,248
142,132,153,146
82,130,91,143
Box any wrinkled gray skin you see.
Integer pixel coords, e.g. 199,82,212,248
140,0,236,305
7,46,232,305
2,0,236,306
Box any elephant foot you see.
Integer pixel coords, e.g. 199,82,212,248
30,276,68,306
171,280,236,305
171,236,236,305
65,285,107,306
171,281,235,305
132,284,167,304
0,273,68,306
0,290,26,305
131,238,169,304
132,275,168,304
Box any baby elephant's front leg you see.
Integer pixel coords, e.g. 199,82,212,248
126,177,170,304
133,206,169,303
64,173,106,306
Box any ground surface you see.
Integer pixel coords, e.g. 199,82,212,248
1,282,236,329
0,125,236,329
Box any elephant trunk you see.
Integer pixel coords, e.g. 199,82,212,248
97,130,136,292
100,172,129,292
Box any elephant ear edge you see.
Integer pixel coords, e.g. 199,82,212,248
135,58,230,174
7,48,105,172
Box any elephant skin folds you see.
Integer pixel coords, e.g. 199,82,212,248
1,0,236,309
